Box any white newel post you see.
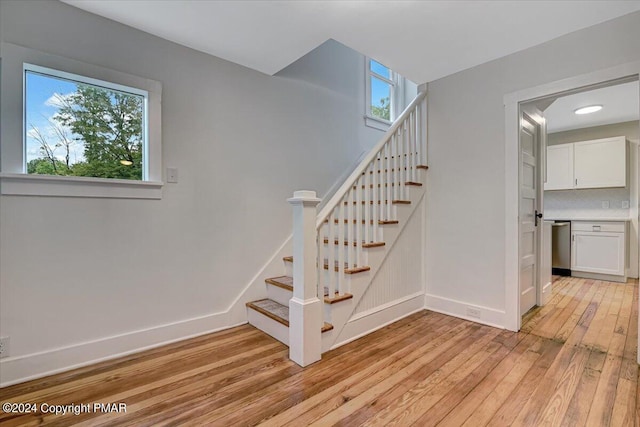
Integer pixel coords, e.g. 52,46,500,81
287,190,322,367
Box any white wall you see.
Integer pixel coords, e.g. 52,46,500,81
425,11,640,321
0,0,385,384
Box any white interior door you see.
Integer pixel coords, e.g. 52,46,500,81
519,111,542,315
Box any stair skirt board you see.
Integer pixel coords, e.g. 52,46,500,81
329,293,425,351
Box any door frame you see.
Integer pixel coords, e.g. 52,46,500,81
504,60,640,335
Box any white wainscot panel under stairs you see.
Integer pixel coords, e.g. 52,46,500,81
335,197,425,347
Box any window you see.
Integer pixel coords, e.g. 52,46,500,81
0,43,162,199
365,58,405,130
24,64,148,181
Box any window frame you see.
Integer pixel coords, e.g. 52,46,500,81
0,42,163,199
364,57,405,130
23,63,150,181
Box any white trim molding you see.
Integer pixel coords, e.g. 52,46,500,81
504,60,640,332
0,312,244,388
0,234,293,387
0,173,163,199
425,293,506,329
0,42,163,199
331,293,425,350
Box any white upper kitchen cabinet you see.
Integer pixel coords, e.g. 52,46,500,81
545,144,574,190
545,136,626,190
574,136,626,189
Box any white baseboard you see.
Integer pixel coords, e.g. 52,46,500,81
330,293,425,350
0,311,243,387
425,293,506,329
542,281,553,305
572,270,627,283
1,237,293,388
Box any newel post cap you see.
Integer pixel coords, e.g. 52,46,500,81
287,190,321,206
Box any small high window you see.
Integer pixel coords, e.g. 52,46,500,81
368,59,394,122
24,64,148,181
366,57,409,129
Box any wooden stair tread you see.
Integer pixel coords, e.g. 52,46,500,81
246,299,289,326
343,200,411,205
324,292,354,304
247,299,333,332
283,257,371,274
265,276,293,291
325,219,399,225
322,238,385,248
321,322,334,332
266,276,353,304
354,181,423,189
382,152,418,160
364,165,428,174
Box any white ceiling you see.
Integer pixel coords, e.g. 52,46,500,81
545,81,640,133
62,1,640,84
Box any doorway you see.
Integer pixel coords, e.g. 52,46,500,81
504,61,640,341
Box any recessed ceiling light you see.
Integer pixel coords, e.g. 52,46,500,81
574,105,602,115
120,160,133,166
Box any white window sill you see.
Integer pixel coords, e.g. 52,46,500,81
0,173,163,199
364,115,392,131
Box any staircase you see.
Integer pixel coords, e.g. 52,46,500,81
246,91,428,366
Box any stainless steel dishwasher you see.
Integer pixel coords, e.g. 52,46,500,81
551,221,571,276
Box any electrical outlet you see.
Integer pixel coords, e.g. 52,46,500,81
622,200,630,209
466,307,481,319
0,336,9,359
601,201,610,209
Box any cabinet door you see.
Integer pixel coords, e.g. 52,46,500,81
545,144,574,190
574,137,626,189
571,231,625,276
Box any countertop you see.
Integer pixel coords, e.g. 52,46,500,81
544,217,631,222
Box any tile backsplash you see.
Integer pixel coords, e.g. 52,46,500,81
544,187,630,219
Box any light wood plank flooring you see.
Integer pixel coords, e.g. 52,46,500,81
1,277,637,426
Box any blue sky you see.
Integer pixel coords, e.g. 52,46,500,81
370,60,391,112
25,72,82,164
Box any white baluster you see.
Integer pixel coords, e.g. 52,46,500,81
386,141,392,220
364,163,371,243
411,111,417,182
372,157,379,242
400,121,406,200
317,222,325,300
356,175,362,267
337,198,345,295
421,96,428,166
394,132,399,203
347,188,354,268
328,210,336,298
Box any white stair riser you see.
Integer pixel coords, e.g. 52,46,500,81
247,309,289,346
267,284,293,306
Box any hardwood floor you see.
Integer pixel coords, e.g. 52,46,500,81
1,277,637,426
